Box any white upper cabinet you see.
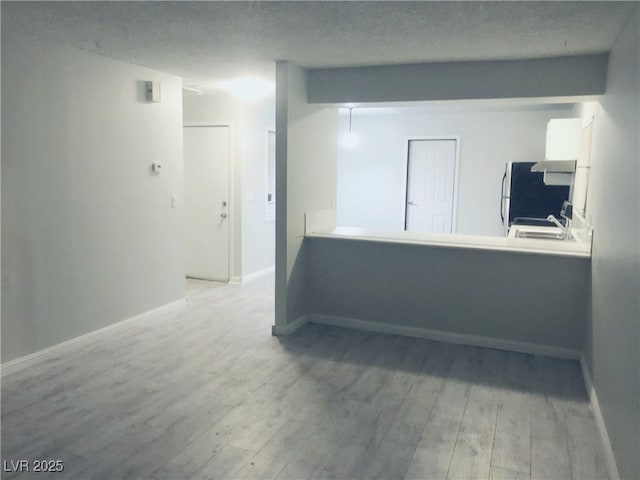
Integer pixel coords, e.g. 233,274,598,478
545,118,582,161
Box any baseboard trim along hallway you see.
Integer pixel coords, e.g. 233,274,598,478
1,298,187,376
271,315,308,336
230,266,276,285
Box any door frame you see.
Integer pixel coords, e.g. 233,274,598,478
403,136,461,233
183,122,234,281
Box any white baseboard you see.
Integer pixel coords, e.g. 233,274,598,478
230,266,275,285
242,266,275,283
1,298,187,376
580,354,620,480
271,315,308,336
307,314,581,360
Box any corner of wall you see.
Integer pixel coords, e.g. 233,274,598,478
587,6,640,479
274,61,289,328
274,61,338,328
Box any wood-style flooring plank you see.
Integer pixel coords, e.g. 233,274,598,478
490,351,532,478
404,415,460,480
445,348,501,480
233,419,315,479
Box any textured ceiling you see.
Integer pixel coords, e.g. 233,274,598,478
2,1,637,87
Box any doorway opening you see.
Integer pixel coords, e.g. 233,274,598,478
183,124,231,282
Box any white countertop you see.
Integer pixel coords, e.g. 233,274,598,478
305,226,592,258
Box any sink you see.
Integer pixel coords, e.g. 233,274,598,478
515,230,566,240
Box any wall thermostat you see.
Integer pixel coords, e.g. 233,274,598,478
151,163,162,173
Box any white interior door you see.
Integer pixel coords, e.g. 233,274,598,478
405,139,457,233
184,126,230,281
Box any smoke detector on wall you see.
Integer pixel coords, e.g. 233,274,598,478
145,81,161,103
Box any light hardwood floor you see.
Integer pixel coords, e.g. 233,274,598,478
2,277,608,479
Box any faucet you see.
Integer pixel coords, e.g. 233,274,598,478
547,215,571,239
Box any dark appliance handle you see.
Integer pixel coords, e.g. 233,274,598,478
500,172,507,224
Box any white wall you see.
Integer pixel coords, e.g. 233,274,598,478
1,29,185,362
337,105,577,237
285,67,338,279
582,9,640,480
240,96,276,277
274,62,338,327
183,91,275,279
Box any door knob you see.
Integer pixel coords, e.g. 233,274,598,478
220,212,228,218
408,201,419,206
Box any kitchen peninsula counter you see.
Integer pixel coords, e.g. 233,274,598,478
303,226,591,357
306,226,591,258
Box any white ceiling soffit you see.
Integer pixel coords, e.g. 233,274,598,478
2,1,637,85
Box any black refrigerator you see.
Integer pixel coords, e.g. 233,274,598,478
500,162,570,234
